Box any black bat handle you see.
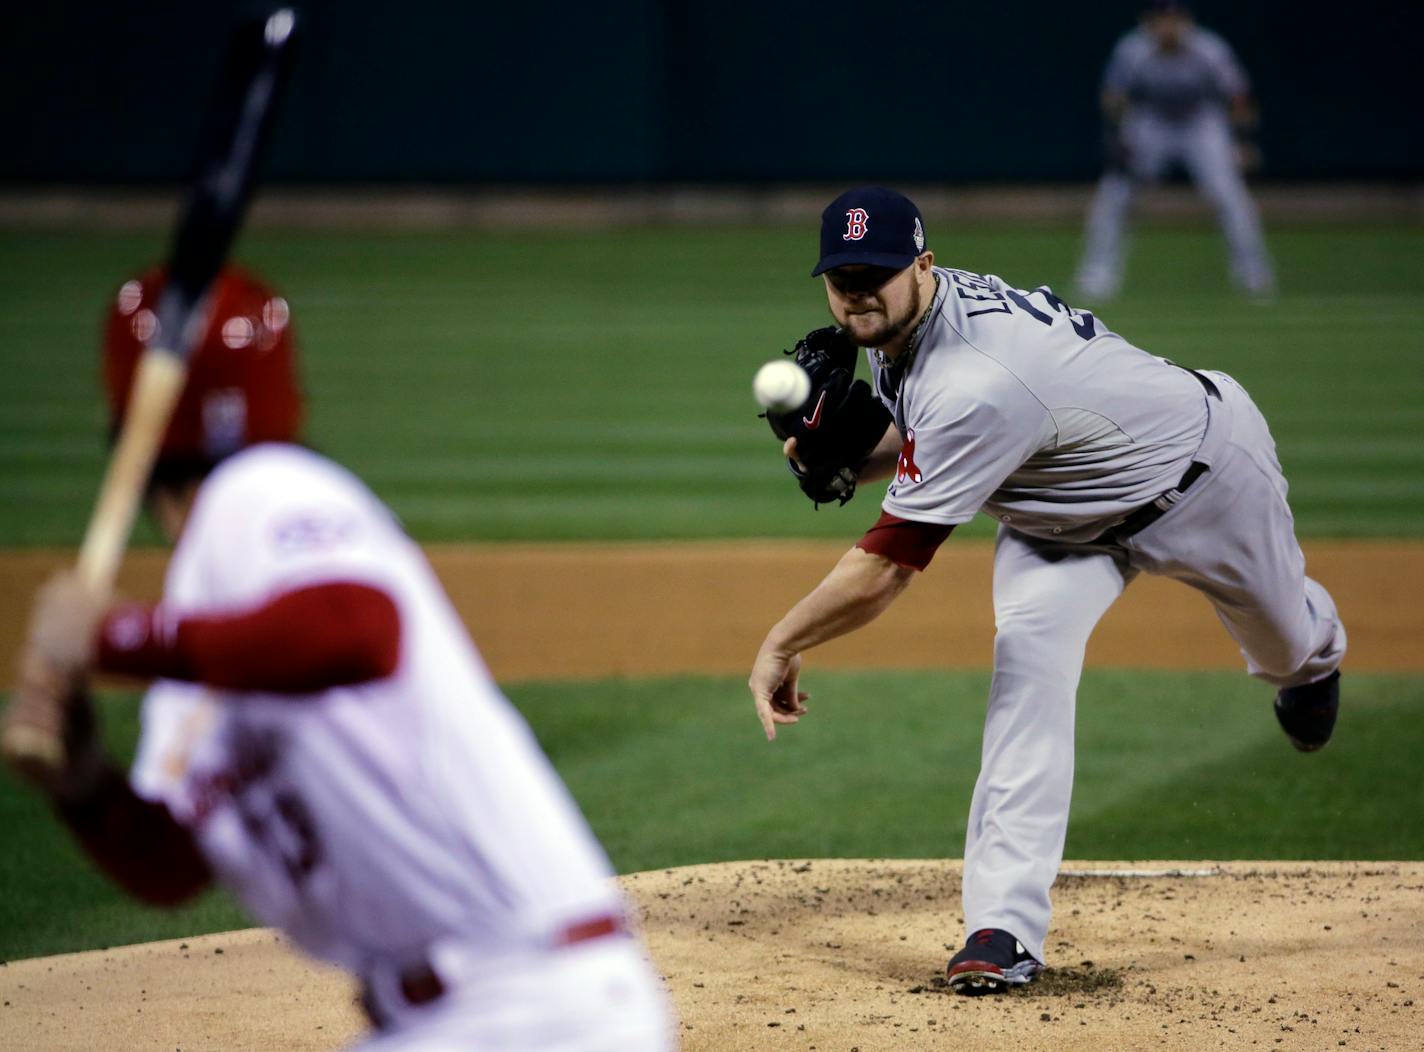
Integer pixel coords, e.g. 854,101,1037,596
153,8,298,359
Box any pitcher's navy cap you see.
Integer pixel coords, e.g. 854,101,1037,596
812,186,928,277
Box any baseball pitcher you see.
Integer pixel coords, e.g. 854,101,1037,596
750,186,1343,994
1,266,674,1050
1076,0,1275,300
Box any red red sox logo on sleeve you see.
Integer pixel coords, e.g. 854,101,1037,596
896,429,922,484
843,208,869,241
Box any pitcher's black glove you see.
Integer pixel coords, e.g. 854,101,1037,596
762,326,892,507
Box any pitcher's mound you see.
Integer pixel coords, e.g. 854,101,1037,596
629,859,1423,1051
1,860,1419,1052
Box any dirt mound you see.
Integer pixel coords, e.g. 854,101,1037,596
0,929,362,1052
633,859,1424,1051
2,860,1420,1051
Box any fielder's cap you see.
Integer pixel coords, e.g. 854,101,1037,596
1144,0,1190,13
811,186,928,277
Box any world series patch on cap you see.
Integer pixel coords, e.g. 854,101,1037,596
812,186,928,277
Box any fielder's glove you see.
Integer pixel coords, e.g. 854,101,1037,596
762,326,892,507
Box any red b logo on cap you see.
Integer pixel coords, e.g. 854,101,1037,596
843,208,869,241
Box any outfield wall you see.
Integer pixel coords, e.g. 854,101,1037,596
4,2,1421,184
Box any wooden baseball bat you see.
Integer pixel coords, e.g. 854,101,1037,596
1,9,299,773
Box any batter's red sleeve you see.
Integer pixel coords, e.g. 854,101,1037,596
95,581,401,693
57,766,212,906
855,510,955,571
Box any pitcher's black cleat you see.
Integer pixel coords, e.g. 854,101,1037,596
946,928,1043,995
1274,670,1340,752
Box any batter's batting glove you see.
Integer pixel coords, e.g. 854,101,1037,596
762,326,892,508
3,648,106,800
1,573,110,798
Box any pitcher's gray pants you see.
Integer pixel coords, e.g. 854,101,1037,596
1076,110,1275,298
962,372,1344,964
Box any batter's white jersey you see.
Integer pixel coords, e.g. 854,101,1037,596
871,268,1209,542
128,444,670,1048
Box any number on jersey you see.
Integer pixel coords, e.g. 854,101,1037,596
950,270,1096,340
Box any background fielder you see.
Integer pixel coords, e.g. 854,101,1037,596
1,265,674,1051
750,186,1344,993
1075,0,1275,300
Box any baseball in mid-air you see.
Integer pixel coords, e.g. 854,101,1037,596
753,359,811,413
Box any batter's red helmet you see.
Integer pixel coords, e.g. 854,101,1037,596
102,264,304,462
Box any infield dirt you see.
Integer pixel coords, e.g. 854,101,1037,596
1,540,1420,1050
1,539,1420,683
1,861,1421,1051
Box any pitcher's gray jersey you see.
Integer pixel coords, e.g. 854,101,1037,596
871,267,1208,543
770,186,1339,985
1104,26,1247,120
863,265,1341,970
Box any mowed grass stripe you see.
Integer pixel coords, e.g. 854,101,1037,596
1,226,1420,544
365,456,783,487
2,669,1421,960
1289,479,1424,500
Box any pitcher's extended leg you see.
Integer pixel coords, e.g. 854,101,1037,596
1126,375,1344,690
962,528,1134,964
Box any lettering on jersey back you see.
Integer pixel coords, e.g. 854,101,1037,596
951,269,1097,339
949,270,1011,317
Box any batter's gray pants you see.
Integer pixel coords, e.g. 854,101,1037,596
962,371,1344,964
1076,110,1275,297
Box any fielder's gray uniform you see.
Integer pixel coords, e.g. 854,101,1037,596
871,267,1342,963
1076,25,1275,298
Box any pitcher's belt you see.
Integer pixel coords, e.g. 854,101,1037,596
1099,368,1220,543
1105,460,1209,541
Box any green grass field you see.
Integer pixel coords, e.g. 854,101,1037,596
1,226,1421,544
1,223,1421,963
3,669,1421,962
